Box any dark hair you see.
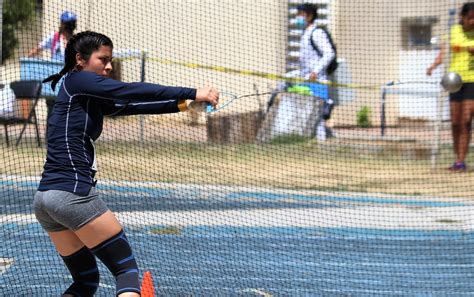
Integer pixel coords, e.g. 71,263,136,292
61,20,77,34
296,3,318,22
461,2,474,16
43,31,113,91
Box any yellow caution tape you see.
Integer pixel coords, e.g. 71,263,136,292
116,55,379,90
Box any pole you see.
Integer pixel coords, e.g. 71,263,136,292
139,50,146,145
432,92,443,169
380,87,386,137
0,0,3,66
87,0,93,30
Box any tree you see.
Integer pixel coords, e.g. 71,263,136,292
2,0,36,63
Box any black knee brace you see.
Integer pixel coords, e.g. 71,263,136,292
61,246,100,297
91,230,140,296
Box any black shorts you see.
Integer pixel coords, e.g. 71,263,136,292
449,83,474,101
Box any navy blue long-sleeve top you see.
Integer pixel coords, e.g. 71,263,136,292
38,70,196,195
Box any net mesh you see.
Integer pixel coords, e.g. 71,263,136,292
1,0,474,295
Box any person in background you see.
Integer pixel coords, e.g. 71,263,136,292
28,11,77,61
28,11,78,133
268,3,336,141
294,4,335,83
427,2,474,171
295,3,336,141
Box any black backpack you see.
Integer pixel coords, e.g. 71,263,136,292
309,27,338,75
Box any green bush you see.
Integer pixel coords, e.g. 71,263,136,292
356,106,371,128
2,0,36,63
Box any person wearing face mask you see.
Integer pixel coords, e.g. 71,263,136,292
268,3,336,141
294,3,336,82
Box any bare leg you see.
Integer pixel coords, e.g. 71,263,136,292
48,210,123,254
73,210,122,248
458,100,474,163
450,101,462,162
48,230,84,256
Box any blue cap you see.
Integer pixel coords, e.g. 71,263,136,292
60,11,77,23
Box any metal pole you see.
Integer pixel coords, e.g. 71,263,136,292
87,0,93,30
0,0,3,66
432,93,444,169
139,50,146,145
380,86,387,137
141,50,146,81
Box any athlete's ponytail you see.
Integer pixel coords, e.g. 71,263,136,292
43,31,113,91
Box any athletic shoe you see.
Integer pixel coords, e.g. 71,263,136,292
448,162,467,172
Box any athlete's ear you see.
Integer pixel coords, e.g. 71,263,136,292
75,53,86,68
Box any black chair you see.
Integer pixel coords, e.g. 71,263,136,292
0,80,42,146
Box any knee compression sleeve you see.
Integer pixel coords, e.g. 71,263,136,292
91,230,140,296
61,246,100,297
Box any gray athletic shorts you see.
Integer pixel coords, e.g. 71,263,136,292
33,187,109,232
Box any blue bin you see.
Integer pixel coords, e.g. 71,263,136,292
20,58,63,98
301,82,329,100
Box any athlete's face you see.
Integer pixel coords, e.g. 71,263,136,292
77,45,113,77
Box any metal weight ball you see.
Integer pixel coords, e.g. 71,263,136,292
441,72,463,93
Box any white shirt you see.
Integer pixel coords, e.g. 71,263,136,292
299,23,336,81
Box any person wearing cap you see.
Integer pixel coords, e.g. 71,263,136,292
28,11,78,134
28,11,77,61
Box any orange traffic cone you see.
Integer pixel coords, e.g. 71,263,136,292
141,271,155,297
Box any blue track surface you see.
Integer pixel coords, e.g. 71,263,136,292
1,182,473,296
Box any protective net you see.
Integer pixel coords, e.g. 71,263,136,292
1,0,474,295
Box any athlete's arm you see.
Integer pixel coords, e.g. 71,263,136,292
101,99,187,116
67,71,196,102
427,45,445,76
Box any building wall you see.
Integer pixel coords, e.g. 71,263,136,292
331,0,463,126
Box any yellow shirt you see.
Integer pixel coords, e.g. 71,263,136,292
449,24,474,82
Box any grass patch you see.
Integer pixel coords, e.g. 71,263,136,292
2,139,474,199
269,134,310,145
435,219,463,224
149,226,182,235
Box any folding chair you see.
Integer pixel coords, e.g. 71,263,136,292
0,80,42,146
